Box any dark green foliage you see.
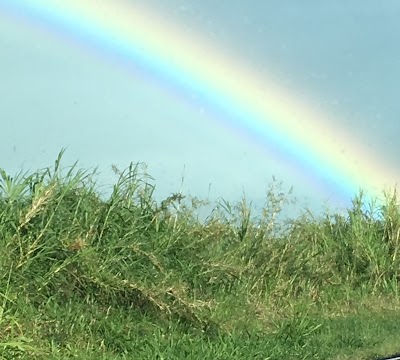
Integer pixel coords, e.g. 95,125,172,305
0,153,400,359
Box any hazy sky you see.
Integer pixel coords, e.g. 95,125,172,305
1,1,399,215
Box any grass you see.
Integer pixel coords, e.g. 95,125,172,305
1,151,400,359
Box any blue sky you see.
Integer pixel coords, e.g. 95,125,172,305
1,1,399,216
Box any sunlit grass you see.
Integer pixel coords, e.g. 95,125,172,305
0,151,399,359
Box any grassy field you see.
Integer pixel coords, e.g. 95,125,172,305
1,153,400,359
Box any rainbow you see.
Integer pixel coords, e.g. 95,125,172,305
2,0,398,205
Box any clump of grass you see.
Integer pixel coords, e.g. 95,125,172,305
0,151,400,359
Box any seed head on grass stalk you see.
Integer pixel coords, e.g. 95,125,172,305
18,182,56,231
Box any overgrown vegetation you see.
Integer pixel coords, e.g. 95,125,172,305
1,151,400,359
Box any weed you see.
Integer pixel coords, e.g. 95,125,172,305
0,152,399,359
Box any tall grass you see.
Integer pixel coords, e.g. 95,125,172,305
0,152,400,359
